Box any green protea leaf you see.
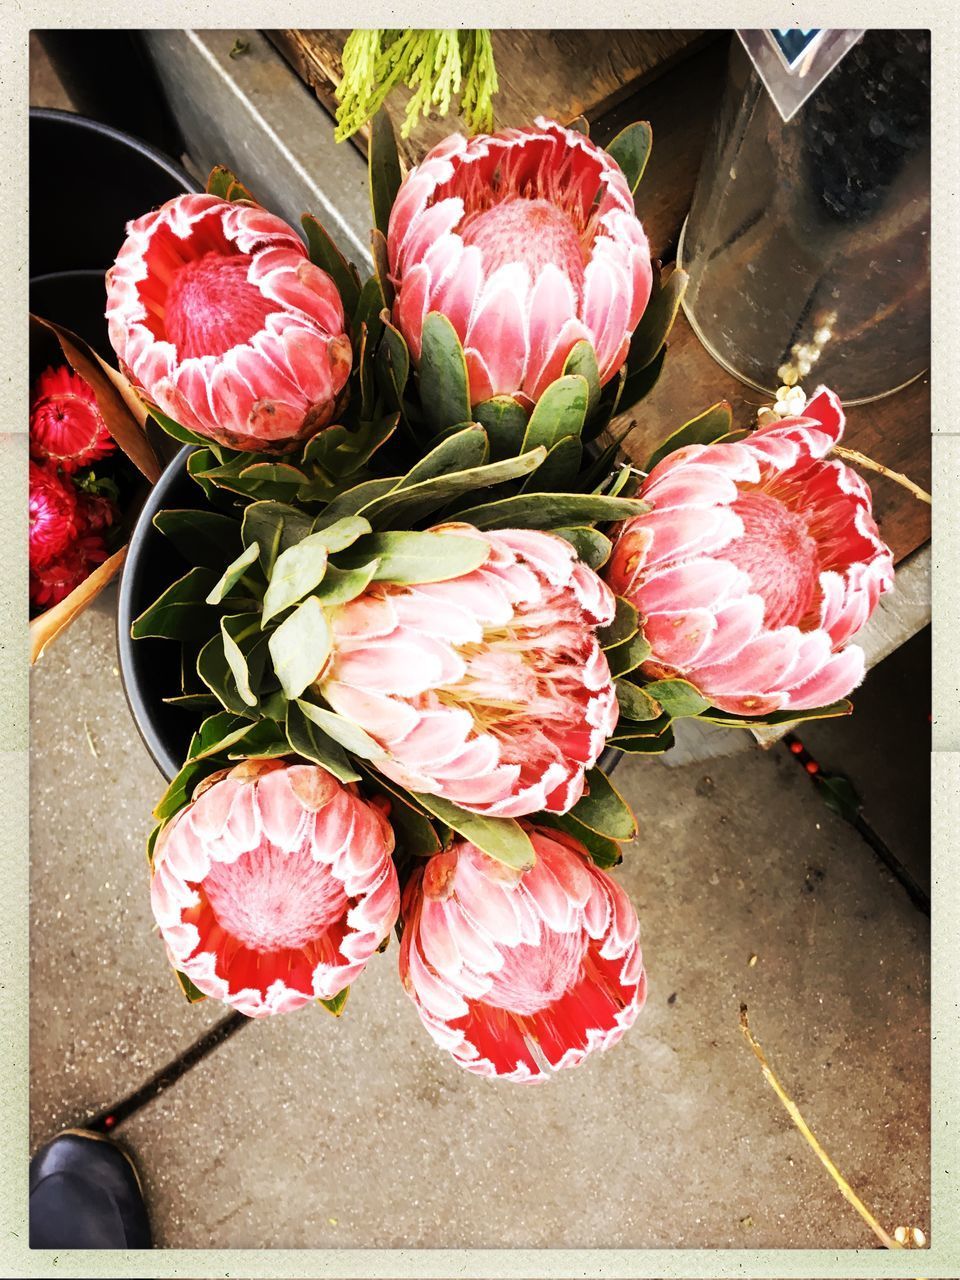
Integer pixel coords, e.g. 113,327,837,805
301,213,362,318
550,526,612,570
605,121,653,195
473,395,529,460
241,501,315,576
419,312,471,431
131,567,219,641
562,341,601,418
627,266,687,374
520,375,589,453
152,509,242,570
645,401,734,472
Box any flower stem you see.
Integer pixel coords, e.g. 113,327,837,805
832,445,932,505
738,1004,902,1249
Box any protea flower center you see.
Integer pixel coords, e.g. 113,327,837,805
726,491,820,629
483,931,588,1016
194,840,350,952
164,251,275,359
461,197,586,297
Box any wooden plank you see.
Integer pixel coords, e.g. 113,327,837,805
592,35,731,262
267,29,708,166
611,309,931,566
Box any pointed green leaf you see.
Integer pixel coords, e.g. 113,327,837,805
609,724,675,754
311,560,380,605
609,710,672,741
149,408,224,459
397,425,489,487
628,268,687,373
521,375,589,453
131,567,219,640
369,107,403,237
285,700,360,782
605,120,653,194
521,435,582,492
224,718,290,759
153,509,241,570
454,490,650,531
371,227,394,310
696,699,853,729
303,418,397,479
645,401,735,472
536,813,623,869
562,341,601,418
419,312,471,431
206,541,261,605
356,765,442,858
197,634,255,715
551,526,612,570
315,476,400,525
220,613,261,707
337,530,489,584
615,680,662,721
206,164,255,203
262,533,331,624
174,970,209,1003
242,501,315,575
599,597,639,650
319,988,350,1016
295,699,385,761
301,213,361,317
568,768,637,840
377,319,411,413
360,449,546,527
642,678,710,719
618,345,667,415
411,794,536,871
606,631,653,678
268,597,329,701
473,395,529,459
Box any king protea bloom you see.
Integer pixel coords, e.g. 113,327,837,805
150,759,400,1017
605,388,895,716
320,525,618,817
29,461,79,571
106,194,352,453
30,365,115,472
399,827,646,1081
388,118,653,409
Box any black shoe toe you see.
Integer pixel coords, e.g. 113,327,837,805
29,1130,152,1249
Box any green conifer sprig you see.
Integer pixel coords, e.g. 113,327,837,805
335,29,499,142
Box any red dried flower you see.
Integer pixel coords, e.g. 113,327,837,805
30,365,116,473
77,490,119,534
29,461,79,571
30,535,109,609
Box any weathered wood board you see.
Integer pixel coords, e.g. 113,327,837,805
268,28,707,166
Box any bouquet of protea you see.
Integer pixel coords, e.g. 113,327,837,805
109,110,893,1080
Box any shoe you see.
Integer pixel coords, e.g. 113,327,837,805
29,1128,152,1249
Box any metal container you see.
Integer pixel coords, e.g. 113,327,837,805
678,31,930,404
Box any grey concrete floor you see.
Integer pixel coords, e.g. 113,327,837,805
30,595,930,1250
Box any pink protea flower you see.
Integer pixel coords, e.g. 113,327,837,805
399,826,646,1081
150,759,400,1018
30,534,108,609
29,460,79,571
319,525,618,817
388,118,653,409
106,194,352,453
605,388,895,716
29,365,115,472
